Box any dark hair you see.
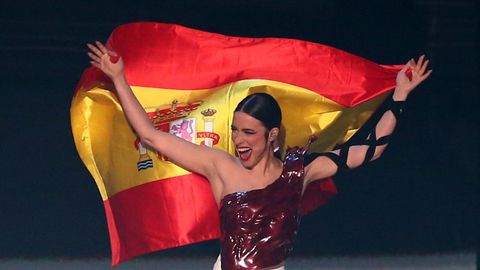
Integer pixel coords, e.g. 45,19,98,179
234,93,282,131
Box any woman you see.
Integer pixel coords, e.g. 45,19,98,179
87,41,431,270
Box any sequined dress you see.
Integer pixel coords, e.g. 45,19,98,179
219,146,307,270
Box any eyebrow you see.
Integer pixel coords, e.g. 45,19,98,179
231,125,256,133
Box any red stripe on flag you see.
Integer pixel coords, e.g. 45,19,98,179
104,173,220,265
103,172,336,265
94,22,401,107
301,178,338,215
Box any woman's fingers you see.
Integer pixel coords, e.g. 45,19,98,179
87,52,100,63
411,57,417,67
413,63,432,85
88,41,120,64
397,55,432,93
413,55,431,78
87,43,103,57
401,59,415,80
420,69,433,81
400,60,410,72
95,41,108,54
411,69,432,89
90,61,100,69
419,59,429,76
411,55,432,79
416,55,425,68
87,41,111,58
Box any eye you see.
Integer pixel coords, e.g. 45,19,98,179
245,130,256,135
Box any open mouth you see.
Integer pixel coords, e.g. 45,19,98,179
237,147,252,161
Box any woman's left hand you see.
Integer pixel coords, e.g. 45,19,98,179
394,55,432,101
87,41,124,80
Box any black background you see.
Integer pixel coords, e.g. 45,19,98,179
0,0,477,259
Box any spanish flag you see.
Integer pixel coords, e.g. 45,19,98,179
71,22,401,265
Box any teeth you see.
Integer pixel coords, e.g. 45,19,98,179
237,147,251,153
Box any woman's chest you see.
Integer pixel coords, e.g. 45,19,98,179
220,169,283,199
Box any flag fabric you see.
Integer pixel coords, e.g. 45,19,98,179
71,22,401,265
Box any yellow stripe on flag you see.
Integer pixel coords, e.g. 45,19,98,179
72,79,387,200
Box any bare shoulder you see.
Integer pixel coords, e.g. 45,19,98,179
210,147,238,171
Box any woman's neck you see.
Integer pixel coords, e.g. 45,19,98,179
251,150,282,179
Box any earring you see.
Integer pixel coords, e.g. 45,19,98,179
271,140,280,152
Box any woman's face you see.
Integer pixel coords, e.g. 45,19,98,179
231,111,271,169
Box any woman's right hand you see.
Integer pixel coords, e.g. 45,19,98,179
87,41,124,80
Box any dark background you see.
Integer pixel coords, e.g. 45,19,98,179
0,0,477,259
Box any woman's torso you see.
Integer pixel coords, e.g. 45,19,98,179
218,146,307,270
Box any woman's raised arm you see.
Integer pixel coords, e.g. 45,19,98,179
87,41,233,184
304,56,432,184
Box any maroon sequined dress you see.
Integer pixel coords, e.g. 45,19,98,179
219,146,308,270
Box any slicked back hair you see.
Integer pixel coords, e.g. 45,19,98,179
234,93,282,132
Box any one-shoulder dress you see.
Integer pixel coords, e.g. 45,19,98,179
218,146,308,270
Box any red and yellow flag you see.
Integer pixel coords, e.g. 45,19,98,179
71,22,401,265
